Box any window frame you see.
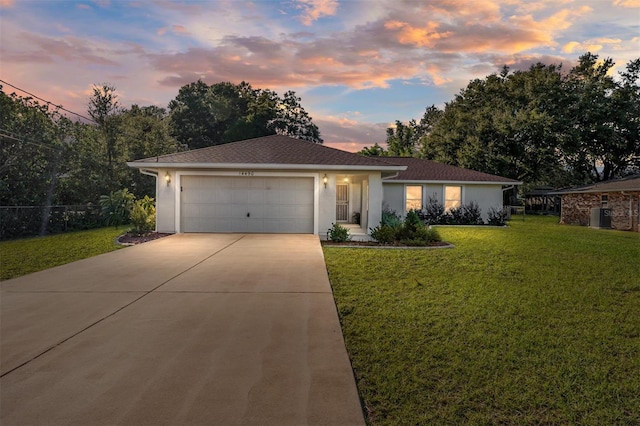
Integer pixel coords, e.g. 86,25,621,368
405,185,423,213
444,185,463,212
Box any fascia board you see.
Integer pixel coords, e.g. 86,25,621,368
551,188,640,195
383,179,523,186
127,162,406,172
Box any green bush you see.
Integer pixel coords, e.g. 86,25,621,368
381,207,402,227
129,196,156,234
327,223,351,242
369,224,397,244
487,206,508,226
99,189,135,226
420,197,446,224
370,213,442,245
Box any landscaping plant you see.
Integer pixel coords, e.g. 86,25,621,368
327,222,351,242
99,188,135,226
129,195,156,235
370,210,441,245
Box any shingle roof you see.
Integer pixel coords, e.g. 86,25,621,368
131,135,402,168
551,175,640,194
381,157,520,183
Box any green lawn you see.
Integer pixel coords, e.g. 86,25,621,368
324,216,640,425
0,227,127,280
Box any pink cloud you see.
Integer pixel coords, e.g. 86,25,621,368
0,0,15,7
295,0,338,26
613,0,640,7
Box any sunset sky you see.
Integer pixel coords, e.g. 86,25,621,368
1,0,639,151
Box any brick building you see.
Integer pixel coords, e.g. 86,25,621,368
552,175,640,232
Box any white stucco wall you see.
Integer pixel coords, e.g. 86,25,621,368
367,173,383,229
147,168,388,235
318,172,336,235
465,184,504,221
156,168,176,233
382,184,404,215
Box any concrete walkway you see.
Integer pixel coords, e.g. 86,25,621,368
1,234,364,426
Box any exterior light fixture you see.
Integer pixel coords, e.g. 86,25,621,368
165,172,171,186
323,174,328,188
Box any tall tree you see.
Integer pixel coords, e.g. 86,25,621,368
563,53,640,181
358,142,387,156
168,80,322,149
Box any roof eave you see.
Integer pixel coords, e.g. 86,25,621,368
383,179,522,185
551,187,640,195
127,162,407,172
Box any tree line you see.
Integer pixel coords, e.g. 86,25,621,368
362,53,640,189
0,80,322,209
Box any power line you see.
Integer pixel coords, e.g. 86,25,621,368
0,79,95,123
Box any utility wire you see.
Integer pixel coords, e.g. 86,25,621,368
0,79,95,123
0,127,57,151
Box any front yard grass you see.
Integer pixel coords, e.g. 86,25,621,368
0,227,126,280
324,216,640,425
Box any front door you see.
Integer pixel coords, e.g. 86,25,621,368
336,183,349,222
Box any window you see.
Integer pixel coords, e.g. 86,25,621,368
444,186,462,211
405,186,422,212
601,194,608,208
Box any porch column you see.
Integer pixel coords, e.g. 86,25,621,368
367,172,383,232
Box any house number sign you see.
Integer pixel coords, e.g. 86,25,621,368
239,171,255,176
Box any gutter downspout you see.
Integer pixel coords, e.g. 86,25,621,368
140,169,158,179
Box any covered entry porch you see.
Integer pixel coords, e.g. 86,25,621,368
319,171,383,241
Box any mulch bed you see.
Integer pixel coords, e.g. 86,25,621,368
117,232,173,245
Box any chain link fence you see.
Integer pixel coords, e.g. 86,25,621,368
0,205,104,240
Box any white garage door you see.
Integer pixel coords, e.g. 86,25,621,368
181,176,314,233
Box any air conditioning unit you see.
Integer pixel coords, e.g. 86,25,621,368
590,208,611,229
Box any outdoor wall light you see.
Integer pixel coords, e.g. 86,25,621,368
165,172,171,186
323,174,328,188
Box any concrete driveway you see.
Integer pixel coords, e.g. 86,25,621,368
0,234,365,426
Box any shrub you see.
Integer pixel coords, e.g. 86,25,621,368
99,189,134,226
487,206,508,226
370,212,442,245
458,201,484,225
369,224,396,244
130,196,156,234
381,207,402,227
327,223,351,242
420,197,446,225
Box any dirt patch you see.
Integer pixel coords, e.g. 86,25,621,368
117,232,173,245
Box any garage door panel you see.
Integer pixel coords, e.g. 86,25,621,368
181,176,314,233
248,190,266,204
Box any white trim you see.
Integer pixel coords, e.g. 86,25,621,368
174,170,319,234
128,162,406,172
404,184,423,214
385,179,522,185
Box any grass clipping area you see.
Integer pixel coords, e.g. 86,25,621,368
324,216,640,425
0,227,126,280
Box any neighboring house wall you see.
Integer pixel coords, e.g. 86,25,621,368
560,192,640,231
382,182,505,222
